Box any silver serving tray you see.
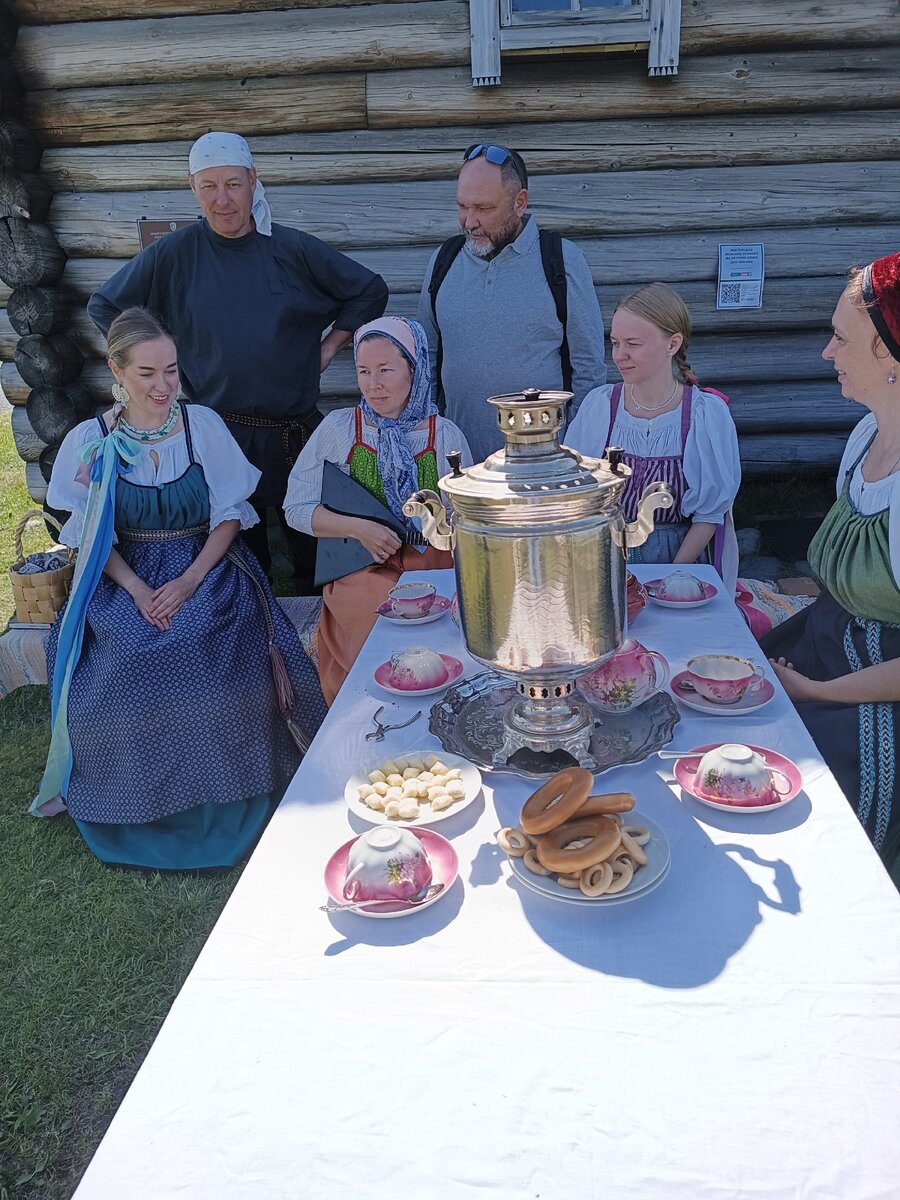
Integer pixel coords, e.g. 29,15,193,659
429,671,680,779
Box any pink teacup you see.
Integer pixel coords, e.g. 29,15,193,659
343,826,433,902
389,582,437,619
695,744,793,806
580,638,670,713
686,654,765,705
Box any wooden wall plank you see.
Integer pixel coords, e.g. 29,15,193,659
13,3,469,91
59,226,900,296
739,433,848,476
8,0,898,55
6,0,417,21
366,50,900,128
47,162,900,257
39,111,900,192
25,73,366,147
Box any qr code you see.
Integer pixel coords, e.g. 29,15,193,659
720,284,742,304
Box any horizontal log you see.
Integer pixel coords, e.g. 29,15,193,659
26,72,367,146
24,460,46,503
0,120,43,174
6,0,418,21
8,0,898,54
367,50,900,128
26,381,95,443
0,218,67,287
727,383,863,436
14,333,84,388
60,224,900,297
7,285,76,336
48,162,900,256
39,110,900,192
739,433,848,476
0,169,51,222
11,404,47,462
0,359,29,404
13,3,468,90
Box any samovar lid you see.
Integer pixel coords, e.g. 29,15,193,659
440,387,629,509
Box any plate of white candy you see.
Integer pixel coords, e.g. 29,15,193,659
344,750,483,827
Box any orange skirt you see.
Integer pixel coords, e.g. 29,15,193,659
316,544,453,706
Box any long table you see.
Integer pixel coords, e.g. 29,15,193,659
74,566,900,1199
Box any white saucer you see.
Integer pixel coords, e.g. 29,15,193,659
671,671,776,716
507,814,670,906
345,749,482,828
645,577,718,609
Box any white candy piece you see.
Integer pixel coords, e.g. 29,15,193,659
424,754,440,769
386,773,404,788
418,772,435,785
385,787,403,801
372,782,389,797
368,769,387,784
402,780,422,799
430,761,449,776
357,784,375,799
406,756,425,769
402,766,420,780
444,768,462,781
398,800,419,820
430,793,454,812
393,757,409,771
365,794,386,811
383,800,402,819
427,785,447,802
445,780,467,799
381,760,399,775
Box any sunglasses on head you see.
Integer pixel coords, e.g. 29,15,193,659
463,143,527,189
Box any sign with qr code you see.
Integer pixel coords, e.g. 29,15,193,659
717,243,764,310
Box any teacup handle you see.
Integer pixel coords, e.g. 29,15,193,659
770,768,793,797
647,650,670,693
342,863,364,900
745,663,767,694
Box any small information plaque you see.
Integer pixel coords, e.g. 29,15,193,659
717,243,765,310
136,218,199,250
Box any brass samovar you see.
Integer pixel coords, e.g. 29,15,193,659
403,388,673,770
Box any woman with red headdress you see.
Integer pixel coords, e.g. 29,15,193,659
764,252,900,885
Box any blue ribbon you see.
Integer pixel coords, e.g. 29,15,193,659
31,429,142,816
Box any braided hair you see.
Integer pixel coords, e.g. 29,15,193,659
616,282,697,385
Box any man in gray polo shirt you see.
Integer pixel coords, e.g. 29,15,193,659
417,144,606,462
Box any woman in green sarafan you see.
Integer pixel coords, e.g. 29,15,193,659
283,317,472,705
763,252,900,886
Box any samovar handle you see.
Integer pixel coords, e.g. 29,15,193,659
402,489,454,552
618,481,675,549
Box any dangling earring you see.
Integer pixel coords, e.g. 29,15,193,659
889,367,898,385
111,381,130,409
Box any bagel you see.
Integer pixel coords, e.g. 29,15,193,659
579,792,636,817
604,858,634,894
579,862,613,897
535,815,621,873
619,828,648,867
520,767,594,834
523,848,551,875
497,827,530,857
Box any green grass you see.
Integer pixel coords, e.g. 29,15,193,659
0,686,241,1199
1,414,44,627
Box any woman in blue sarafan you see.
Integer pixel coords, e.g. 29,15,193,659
32,307,327,871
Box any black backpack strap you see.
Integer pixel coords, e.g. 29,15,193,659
539,228,572,393
427,235,466,412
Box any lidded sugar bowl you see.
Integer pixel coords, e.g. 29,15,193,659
403,388,673,769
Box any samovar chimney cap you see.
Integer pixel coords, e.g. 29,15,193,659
487,388,573,445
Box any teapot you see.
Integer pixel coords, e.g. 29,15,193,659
578,638,670,714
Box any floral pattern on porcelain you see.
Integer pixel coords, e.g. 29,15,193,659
579,638,670,714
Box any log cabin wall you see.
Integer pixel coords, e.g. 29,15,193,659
2,0,900,504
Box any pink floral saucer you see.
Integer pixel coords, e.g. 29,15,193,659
375,595,452,625
323,827,459,919
645,579,718,609
673,743,803,812
373,653,465,697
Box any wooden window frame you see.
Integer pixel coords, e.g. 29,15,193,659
470,0,681,86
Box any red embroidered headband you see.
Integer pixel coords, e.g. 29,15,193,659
861,251,900,362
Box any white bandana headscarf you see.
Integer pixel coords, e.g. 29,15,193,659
188,132,272,237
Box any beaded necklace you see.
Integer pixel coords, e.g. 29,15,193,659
118,401,181,443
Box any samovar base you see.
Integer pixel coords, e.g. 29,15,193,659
492,680,598,770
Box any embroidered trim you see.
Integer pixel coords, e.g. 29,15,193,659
843,616,898,848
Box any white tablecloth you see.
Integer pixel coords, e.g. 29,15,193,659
75,566,900,1200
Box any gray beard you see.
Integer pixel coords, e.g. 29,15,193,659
464,218,522,260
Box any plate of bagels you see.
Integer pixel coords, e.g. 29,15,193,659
497,767,670,905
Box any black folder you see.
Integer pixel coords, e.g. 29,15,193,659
314,460,409,588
